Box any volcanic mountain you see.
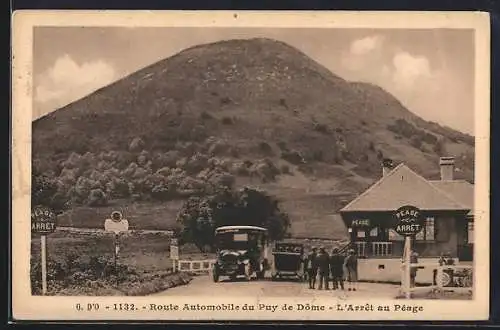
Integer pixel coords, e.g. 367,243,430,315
32,38,474,237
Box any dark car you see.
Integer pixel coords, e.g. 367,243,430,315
212,226,270,282
271,242,305,281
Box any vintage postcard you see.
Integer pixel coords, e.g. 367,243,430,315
12,11,490,321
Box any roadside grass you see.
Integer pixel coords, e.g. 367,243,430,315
30,231,208,296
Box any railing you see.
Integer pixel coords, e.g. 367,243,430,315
372,242,393,257
337,241,354,256
174,259,216,273
355,242,367,257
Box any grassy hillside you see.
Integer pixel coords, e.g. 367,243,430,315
32,38,474,238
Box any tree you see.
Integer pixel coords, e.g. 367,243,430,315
32,173,70,214
176,186,291,251
433,137,447,156
87,188,108,206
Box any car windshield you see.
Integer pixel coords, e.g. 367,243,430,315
275,244,303,253
215,230,265,251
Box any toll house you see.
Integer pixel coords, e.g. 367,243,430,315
339,157,474,283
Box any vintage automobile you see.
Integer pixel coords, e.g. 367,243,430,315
271,242,305,281
212,225,270,282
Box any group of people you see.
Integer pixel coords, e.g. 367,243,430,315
303,246,358,291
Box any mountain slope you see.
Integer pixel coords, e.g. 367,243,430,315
32,38,474,237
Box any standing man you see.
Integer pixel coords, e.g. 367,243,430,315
330,248,344,291
305,247,318,289
317,247,330,290
409,250,419,288
344,248,358,291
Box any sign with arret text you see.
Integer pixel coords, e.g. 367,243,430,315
393,205,424,237
31,205,57,234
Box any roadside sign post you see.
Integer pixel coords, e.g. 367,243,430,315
104,211,129,282
170,238,179,272
31,205,57,295
393,205,424,299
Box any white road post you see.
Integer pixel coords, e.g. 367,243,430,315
41,234,47,295
404,236,411,299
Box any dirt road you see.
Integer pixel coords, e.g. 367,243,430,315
152,274,402,298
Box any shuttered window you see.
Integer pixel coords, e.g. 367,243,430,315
416,217,435,241
435,217,451,242
467,221,474,244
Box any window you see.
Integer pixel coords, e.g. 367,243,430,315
233,233,248,242
416,217,435,241
388,229,404,241
467,221,474,244
357,230,366,238
370,227,379,237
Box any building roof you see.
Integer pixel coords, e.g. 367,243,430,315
429,180,474,216
340,163,472,213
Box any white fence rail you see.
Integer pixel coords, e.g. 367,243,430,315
174,259,216,273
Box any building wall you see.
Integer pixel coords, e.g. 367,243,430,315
358,257,458,284
343,212,464,258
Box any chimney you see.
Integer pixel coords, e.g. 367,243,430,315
382,158,394,177
439,157,455,181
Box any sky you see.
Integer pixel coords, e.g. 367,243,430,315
33,27,475,135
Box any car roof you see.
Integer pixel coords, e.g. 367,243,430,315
215,225,267,232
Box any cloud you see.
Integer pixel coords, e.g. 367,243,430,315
391,51,432,89
341,35,385,73
34,55,116,116
337,38,472,133
349,35,384,55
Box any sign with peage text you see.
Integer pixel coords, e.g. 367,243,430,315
31,205,57,234
393,205,424,237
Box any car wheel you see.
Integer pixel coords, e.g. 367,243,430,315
244,263,252,281
441,272,452,287
212,267,219,282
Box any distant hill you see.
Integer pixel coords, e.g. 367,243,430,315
32,38,474,238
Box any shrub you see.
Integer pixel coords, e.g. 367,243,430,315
258,141,273,155
279,98,288,108
129,137,145,152
280,164,291,174
433,138,447,156
277,141,288,151
200,111,213,120
221,116,234,125
410,136,423,149
387,118,417,138
87,188,108,206
220,97,232,105
313,122,329,134
422,132,438,145
281,150,304,165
